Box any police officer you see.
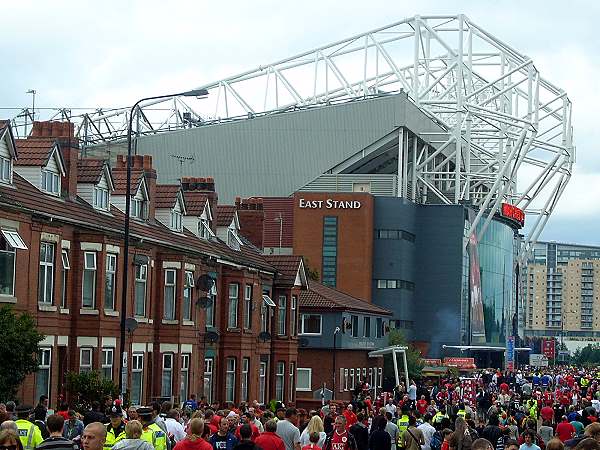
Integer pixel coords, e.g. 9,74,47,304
137,407,167,450
15,405,43,450
104,404,126,450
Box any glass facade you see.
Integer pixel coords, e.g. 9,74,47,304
475,219,516,345
322,217,338,287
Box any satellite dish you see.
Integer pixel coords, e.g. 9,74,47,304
196,274,213,291
196,297,212,309
125,317,138,334
204,331,219,343
258,331,271,342
299,337,309,348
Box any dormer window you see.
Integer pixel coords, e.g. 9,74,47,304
0,157,11,183
131,198,147,220
199,218,214,240
228,228,242,251
170,209,183,232
94,187,110,210
41,169,60,195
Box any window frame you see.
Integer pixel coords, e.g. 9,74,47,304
277,295,287,336
170,209,183,232
225,357,236,403
161,353,173,398
101,348,114,380
38,242,55,305
243,284,252,329
93,186,110,211
296,367,312,392
104,254,117,311
134,264,148,317
363,316,371,338
291,295,298,336
82,251,97,309
131,353,144,406
36,348,52,400
60,250,69,309
183,271,194,321
241,357,250,403
299,314,322,335
203,357,213,404
41,169,60,195
376,317,384,338
0,156,11,183
289,362,295,402
180,354,190,402
275,361,285,402
351,315,359,338
228,283,239,329
163,269,177,320
79,348,93,373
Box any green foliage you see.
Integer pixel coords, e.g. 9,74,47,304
572,344,600,366
65,371,119,410
303,259,320,282
384,329,424,382
0,305,45,401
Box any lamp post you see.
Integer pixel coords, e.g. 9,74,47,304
332,326,341,400
118,88,208,396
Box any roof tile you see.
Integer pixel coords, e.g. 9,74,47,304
217,205,236,227
77,159,106,184
265,255,303,285
300,281,392,315
155,185,180,209
14,139,56,166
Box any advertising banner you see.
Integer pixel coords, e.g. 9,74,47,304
506,336,515,371
542,339,555,359
443,357,476,369
467,210,486,344
529,353,549,367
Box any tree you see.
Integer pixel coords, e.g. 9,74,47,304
382,329,423,390
0,305,45,401
572,344,600,366
65,371,119,410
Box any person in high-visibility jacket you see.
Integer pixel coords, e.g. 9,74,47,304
433,407,449,426
396,410,410,447
137,407,167,450
15,405,43,450
104,404,126,450
457,403,467,420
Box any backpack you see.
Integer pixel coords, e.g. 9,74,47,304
430,431,443,450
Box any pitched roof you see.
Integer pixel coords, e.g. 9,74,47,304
300,281,392,315
155,185,182,209
265,255,304,286
77,159,107,184
111,168,145,196
14,139,58,166
184,192,209,216
0,121,17,159
0,172,276,273
217,205,236,227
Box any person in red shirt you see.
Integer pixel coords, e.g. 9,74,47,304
255,420,285,450
416,396,428,416
235,413,260,441
173,418,212,450
342,405,357,430
556,415,576,442
540,405,554,423
302,432,323,450
323,416,357,450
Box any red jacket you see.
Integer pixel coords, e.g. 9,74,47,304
255,432,286,450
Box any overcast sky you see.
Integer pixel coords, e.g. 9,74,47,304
1,0,598,245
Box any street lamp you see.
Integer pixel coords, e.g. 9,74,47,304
118,88,209,396
332,326,341,400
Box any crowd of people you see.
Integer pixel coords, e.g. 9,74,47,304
2,366,600,450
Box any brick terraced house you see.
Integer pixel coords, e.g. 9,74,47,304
0,120,306,407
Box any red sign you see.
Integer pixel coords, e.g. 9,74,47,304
542,339,556,359
501,203,525,227
422,358,442,366
443,357,477,369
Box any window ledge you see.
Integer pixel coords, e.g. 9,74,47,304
104,310,119,317
226,327,241,333
162,319,179,325
182,320,195,326
80,309,99,315
0,296,17,304
59,308,70,314
134,317,149,323
38,304,57,312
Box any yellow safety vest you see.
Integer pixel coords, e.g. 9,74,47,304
141,423,167,450
457,410,466,419
397,415,410,444
104,424,126,450
15,420,43,450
